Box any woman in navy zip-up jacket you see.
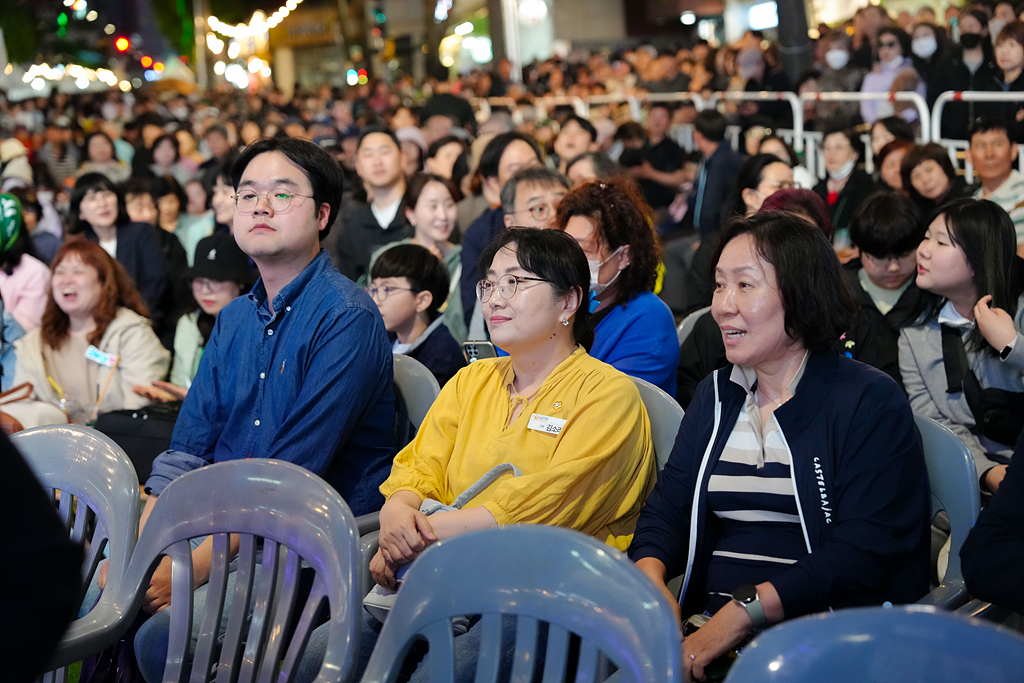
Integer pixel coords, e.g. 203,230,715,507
629,213,930,682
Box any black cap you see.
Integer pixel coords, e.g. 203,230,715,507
187,234,251,285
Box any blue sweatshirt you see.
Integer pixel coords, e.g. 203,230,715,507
629,349,930,618
591,291,679,396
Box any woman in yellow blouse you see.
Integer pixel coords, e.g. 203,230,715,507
298,227,656,683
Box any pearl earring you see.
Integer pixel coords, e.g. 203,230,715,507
561,318,569,326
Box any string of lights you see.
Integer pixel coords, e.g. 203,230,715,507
207,0,305,39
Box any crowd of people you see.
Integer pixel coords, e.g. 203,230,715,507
5,1,1024,681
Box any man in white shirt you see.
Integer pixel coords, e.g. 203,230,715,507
970,118,1024,256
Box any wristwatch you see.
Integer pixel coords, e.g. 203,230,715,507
732,584,767,628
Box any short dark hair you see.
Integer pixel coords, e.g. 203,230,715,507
564,152,621,180
370,243,450,320
478,132,542,181
996,19,1024,48
478,227,595,350
614,121,646,143
900,143,957,202
554,177,662,304
722,153,791,223
969,117,1014,143
231,137,345,236
918,198,1024,353
875,138,914,173
873,116,915,144
404,173,461,211
560,115,597,142
758,134,799,166
500,167,571,215
425,135,466,160
205,124,228,139
152,134,181,163
693,110,728,143
357,125,401,151
69,173,127,234
710,211,859,351
849,190,923,257
154,174,187,207
823,125,864,159
649,102,675,117
120,175,158,204
877,26,911,56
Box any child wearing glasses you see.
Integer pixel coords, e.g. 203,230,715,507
367,243,465,387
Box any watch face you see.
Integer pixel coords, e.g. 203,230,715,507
733,584,758,603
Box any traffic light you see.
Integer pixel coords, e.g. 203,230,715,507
115,37,130,52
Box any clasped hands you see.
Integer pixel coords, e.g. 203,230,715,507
371,499,437,589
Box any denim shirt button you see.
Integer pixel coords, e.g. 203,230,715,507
254,419,261,426
267,329,274,336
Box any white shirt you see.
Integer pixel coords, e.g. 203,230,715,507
99,239,118,258
371,199,401,229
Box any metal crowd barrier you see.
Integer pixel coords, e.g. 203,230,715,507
469,89,1024,181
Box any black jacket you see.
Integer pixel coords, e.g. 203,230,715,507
961,427,1024,614
928,52,1001,140
813,168,877,236
402,322,466,388
83,221,168,327
328,199,414,283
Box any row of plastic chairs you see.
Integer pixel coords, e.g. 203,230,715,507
23,424,1024,683
20,352,1018,681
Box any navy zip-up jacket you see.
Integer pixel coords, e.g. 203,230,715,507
629,349,930,619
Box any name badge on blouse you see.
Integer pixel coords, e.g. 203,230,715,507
85,345,118,368
527,413,566,435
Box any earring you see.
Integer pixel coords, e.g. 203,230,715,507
561,318,569,326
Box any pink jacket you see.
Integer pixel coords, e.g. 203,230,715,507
0,254,51,331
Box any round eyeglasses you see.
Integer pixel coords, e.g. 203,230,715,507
365,285,421,303
476,274,551,303
233,189,313,213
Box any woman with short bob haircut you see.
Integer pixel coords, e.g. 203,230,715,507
555,177,680,394
901,198,1024,494
69,173,169,332
631,211,930,683
900,142,971,215
297,226,656,682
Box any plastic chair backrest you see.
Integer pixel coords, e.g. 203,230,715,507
723,605,1024,683
632,377,684,472
913,414,981,609
676,306,711,346
393,353,441,431
13,425,140,676
361,525,682,683
107,459,361,683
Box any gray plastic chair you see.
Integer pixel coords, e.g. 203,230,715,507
722,605,1024,683
361,525,683,683
13,425,140,679
676,306,711,347
632,377,684,472
913,414,981,610
393,353,440,431
99,459,361,683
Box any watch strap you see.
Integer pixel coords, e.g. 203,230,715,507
734,589,767,627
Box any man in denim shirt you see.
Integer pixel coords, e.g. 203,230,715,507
128,138,396,681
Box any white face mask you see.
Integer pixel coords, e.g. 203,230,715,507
828,158,856,181
589,246,625,297
825,49,850,70
912,36,938,58
882,54,905,70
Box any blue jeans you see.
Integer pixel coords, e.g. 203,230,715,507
134,539,263,683
295,610,520,683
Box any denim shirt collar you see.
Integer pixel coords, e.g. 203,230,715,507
247,250,333,321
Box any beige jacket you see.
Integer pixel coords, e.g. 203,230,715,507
13,307,171,414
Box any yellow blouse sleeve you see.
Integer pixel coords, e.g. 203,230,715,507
480,373,655,536
379,364,467,503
